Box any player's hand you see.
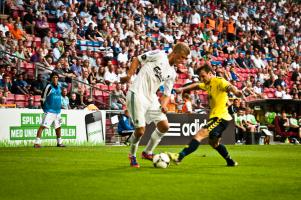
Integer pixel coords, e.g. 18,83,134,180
120,76,130,83
174,88,183,94
161,106,168,114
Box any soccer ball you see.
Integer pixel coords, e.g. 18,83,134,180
153,153,170,168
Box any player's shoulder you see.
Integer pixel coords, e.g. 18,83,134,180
148,50,165,57
212,76,228,83
140,50,165,61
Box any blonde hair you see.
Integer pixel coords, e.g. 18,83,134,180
173,42,190,55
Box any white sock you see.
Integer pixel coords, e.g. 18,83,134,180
144,128,165,154
129,134,141,157
57,138,62,144
34,137,41,144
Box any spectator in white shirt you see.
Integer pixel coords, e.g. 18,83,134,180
282,88,292,99
189,9,201,31
117,47,129,64
104,61,119,85
57,16,70,35
274,85,285,98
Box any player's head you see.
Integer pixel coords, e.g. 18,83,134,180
170,42,190,65
196,64,213,84
50,71,59,86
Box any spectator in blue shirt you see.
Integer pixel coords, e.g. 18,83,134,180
117,110,135,145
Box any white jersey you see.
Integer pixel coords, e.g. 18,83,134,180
129,50,177,102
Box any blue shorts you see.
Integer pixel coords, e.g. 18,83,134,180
203,118,229,140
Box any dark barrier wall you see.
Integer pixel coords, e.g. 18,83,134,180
140,113,235,145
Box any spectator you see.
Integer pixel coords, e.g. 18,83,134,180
117,110,135,145
288,112,301,142
104,60,119,85
95,66,106,84
282,88,292,99
274,85,285,99
11,74,30,95
235,53,248,68
31,74,47,95
0,74,12,92
61,87,70,109
234,108,247,144
182,93,193,113
56,16,70,35
88,66,97,85
70,59,82,77
69,92,81,109
274,74,286,88
189,9,201,31
110,83,126,110
10,22,26,40
245,107,259,144
23,8,36,34
35,15,49,38
253,81,265,99
242,82,257,99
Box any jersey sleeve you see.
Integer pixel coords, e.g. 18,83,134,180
137,50,162,65
41,84,52,103
198,83,206,91
218,78,230,91
163,70,177,96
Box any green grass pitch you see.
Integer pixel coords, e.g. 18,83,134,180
0,145,300,200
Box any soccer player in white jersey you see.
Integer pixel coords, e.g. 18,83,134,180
120,42,190,168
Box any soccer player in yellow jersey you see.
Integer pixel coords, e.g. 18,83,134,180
168,64,243,166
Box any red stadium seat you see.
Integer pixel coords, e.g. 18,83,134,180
267,92,275,98
178,73,188,79
96,83,108,91
15,101,27,108
34,95,41,102
93,89,103,96
15,95,27,101
24,63,34,69
108,84,116,91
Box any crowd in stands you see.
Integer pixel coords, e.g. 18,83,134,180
0,0,300,139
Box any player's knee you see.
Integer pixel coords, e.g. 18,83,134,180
156,121,169,133
194,128,208,140
135,127,145,137
209,139,219,148
157,125,169,133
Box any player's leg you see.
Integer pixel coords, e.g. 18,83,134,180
168,123,210,164
127,127,144,168
34,126,46,148
208,119,238,166
54,113,65,147
169,118,226,163
142,119,169,160
34,112,53,148
126,91,147,167
142,99,169,160
129,127,145,156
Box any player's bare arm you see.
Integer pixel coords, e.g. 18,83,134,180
120,57,140,83
160,95,170,113
175,83,200,94
227,84,244,98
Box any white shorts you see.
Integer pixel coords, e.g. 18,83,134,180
126,91,167,128
41,112,62,129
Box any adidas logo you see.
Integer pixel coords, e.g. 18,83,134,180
166,119,207,137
